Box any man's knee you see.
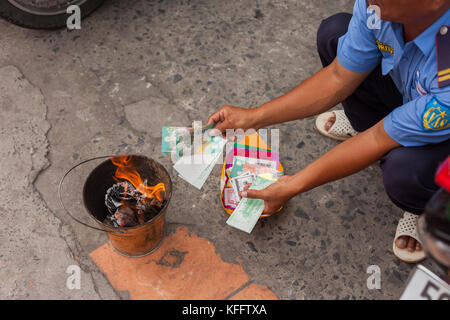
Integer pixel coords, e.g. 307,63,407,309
316,12,352,54
381,148,437,213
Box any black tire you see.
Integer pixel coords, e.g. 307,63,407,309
0,0,105,29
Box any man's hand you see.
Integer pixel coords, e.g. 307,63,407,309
207,105,260,134
237,119,400,216
240,175,298,215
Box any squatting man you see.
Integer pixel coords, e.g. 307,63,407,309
207,0,450,263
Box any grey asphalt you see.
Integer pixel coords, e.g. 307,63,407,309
0,0,438,299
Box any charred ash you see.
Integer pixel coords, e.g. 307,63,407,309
104,181,164,228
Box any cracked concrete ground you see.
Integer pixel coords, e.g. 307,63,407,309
0,65,117,299
0,0,441,300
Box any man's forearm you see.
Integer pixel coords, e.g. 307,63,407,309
289,120,400,194
253,59,369,129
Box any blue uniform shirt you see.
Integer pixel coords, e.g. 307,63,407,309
337,0,450,147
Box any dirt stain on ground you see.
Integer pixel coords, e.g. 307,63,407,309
156,249,188,268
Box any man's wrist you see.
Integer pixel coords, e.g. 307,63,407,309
289,171,308,195
251,103,273,130
277,174,306,200
247,106,265,130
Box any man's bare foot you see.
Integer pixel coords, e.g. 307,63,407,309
395,235,422,252
324,112,336,131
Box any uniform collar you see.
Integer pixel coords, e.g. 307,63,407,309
413,8,450,57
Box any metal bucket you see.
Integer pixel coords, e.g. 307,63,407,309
60,155,172,257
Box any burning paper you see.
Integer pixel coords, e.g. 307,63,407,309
104,156,166,228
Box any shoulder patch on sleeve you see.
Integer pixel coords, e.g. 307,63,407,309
436,26,450,88
422,96,450,131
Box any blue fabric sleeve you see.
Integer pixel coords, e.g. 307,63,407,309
337,0,381,73
384,90,450,147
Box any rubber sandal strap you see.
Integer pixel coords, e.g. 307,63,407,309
327,110,358,138
394,212,422,244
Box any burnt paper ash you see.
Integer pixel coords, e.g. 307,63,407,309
104,181,164,228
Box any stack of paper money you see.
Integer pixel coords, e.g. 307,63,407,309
230,172,256,201
221,140,280,212
162,122,226,189
226,174,277,233
173,134,226,189
161,126,191,159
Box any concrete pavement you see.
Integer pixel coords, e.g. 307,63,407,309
0,0,439,299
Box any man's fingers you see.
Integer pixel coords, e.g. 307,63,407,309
208,124,225,136
208,128,222,137
213,121,227,133
240,189,266,199
207,109,226,136
207,109,222,125
262,204,272,216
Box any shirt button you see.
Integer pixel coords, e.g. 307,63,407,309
440,26,448,35
402,57,408,62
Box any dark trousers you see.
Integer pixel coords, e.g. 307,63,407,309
316,13,450,214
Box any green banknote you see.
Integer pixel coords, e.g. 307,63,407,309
226,175,276,233
161,126,191,154
174,134,226,190
162,123,216,155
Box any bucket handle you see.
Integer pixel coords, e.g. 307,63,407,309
58,155,125,234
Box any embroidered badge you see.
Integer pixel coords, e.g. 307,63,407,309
375,39,394,55
422,97,450,131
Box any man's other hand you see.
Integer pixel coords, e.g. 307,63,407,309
207,105,259,134
239,175,298,216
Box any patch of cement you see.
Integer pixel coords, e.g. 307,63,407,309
1,0,434,300
124,97,188,137
0,66,104,299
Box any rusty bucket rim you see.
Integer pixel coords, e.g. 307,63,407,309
82,154,173,232
58,154,172,234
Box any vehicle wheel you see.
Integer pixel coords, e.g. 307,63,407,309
0,0,105,29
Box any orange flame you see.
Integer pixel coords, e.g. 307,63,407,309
111,155,165,202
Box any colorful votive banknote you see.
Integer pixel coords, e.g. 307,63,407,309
173,134,226,190
226,175,277,233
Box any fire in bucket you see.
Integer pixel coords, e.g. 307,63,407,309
62,154,174,257
104,155,167,228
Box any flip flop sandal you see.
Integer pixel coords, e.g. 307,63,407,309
393,212,427,263
315,110,358,141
